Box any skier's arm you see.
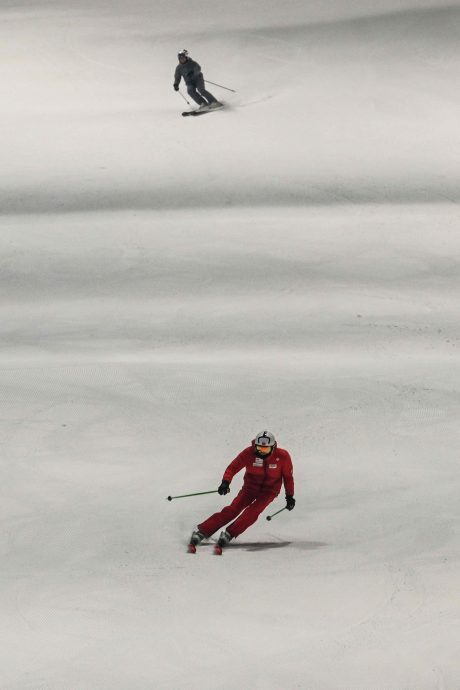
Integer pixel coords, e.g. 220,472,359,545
217,451,246,495
222,450,247,483
282,452,295,497
173,65,181,89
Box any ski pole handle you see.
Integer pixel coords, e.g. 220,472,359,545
167,489,220,501
205,79,236,93
266,506,287,521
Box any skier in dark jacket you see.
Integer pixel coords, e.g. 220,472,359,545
189,431,295,551
173,49,221,110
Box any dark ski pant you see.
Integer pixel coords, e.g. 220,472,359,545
198,486,276,539
186,74,217,106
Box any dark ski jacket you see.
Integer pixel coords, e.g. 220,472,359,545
222,442,295,497
174,58,202,87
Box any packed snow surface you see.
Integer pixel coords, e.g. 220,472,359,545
1,1,459,689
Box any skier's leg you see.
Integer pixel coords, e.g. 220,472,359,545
195,74,218,104
186,83,207,105
226,493,275,538
198,488,254,537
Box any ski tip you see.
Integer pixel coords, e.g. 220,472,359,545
214,545,223,555
187,543,197,553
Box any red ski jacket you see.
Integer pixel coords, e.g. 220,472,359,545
223,443,294,497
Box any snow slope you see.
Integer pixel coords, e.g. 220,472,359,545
1,1,459,689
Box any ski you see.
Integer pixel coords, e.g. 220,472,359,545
186,542,224,554
182,103,224,117
182,110,210,117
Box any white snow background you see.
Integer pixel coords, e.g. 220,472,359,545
1,1,459,688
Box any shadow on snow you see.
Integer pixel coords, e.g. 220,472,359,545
228,540,327,552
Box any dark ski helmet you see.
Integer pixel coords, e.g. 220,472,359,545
178,49,189,62
254,430,276,457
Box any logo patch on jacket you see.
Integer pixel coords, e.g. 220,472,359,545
253,458,264,467
268,464,278,469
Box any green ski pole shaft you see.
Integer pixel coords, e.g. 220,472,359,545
266,506,287,521
167,490,219,501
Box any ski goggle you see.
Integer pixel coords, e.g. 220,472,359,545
256,445,272,454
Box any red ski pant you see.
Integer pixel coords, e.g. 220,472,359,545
198,486,276,539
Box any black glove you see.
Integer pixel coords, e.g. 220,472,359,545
286,495,296,511
218,480,230,495
173,83,179,91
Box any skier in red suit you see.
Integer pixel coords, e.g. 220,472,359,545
189,431,295,550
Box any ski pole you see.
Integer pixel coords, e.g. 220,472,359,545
167,490,220,501
266,507,287,521
178,89,192,105
205,79,237,93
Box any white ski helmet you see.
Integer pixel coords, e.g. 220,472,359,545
178,49,189,60
254,430,276,447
